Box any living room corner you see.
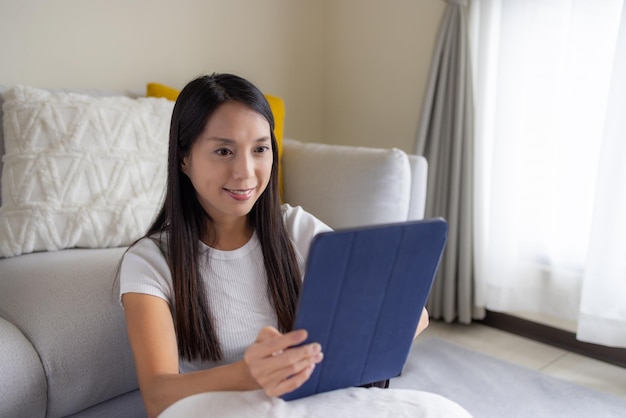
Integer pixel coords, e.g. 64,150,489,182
2,1,625,417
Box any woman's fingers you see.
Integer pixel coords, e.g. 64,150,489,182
253,326,308,356
255,345,323,396
247,336,322,381
264,363,317,397
244,326,323,397
245,327,309,368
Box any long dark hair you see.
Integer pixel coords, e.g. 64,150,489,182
147,73,301,362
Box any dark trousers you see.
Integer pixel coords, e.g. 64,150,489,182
359,379,390,389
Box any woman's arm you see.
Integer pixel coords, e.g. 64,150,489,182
414,307,430,339
122,293,322,418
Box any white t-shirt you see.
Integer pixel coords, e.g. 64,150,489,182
120,204,331,372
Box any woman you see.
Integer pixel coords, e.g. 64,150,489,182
120,73,428,417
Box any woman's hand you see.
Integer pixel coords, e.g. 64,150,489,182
414,307,430,339
244,326,323,397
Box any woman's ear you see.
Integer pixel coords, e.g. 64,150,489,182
180,156,189,176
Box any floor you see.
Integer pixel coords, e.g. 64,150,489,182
422,320,626,400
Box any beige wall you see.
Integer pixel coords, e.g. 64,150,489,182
0,0,444,152
325,0,445,152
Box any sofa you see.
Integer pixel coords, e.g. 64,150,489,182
0,85,427,417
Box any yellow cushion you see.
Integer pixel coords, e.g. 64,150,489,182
262,94,285,196
146,82,180,101
147,82,285,198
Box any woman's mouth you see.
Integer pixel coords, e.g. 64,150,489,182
224,188,254,200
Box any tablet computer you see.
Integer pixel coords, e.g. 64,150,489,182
281,217,448,401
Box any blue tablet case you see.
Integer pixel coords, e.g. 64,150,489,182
281,217,448,401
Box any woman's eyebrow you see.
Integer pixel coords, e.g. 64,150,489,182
205,137,235,144
205,136,271,144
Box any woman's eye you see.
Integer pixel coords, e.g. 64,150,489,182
215,148,233,156
255,146,270,153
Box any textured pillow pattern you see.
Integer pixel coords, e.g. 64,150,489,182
0,85,174,257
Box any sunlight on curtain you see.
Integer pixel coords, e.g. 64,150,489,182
470,0,626,346
577,3,626,347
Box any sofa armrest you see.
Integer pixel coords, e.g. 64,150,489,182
282,139,427,229
407,154,428,221
0,248,139,417
0,318,46,418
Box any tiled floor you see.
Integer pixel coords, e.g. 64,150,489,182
422,320,626,400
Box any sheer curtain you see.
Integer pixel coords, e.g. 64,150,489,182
470,0,626,347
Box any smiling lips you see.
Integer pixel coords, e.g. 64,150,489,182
224,188,255,201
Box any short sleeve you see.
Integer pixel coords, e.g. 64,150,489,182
119,237,174,306
282,204,332,272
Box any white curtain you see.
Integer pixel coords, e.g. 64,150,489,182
470,0,626,347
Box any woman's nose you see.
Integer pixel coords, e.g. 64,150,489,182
232,153,254,179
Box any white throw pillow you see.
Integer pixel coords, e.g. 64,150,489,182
282,139,411,229
0,85,173,257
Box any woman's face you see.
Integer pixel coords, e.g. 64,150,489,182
181,100,273,226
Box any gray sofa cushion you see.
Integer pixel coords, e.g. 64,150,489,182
0,247,138,417
66,389,145,418
0,317,47,417
1,85,7,204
